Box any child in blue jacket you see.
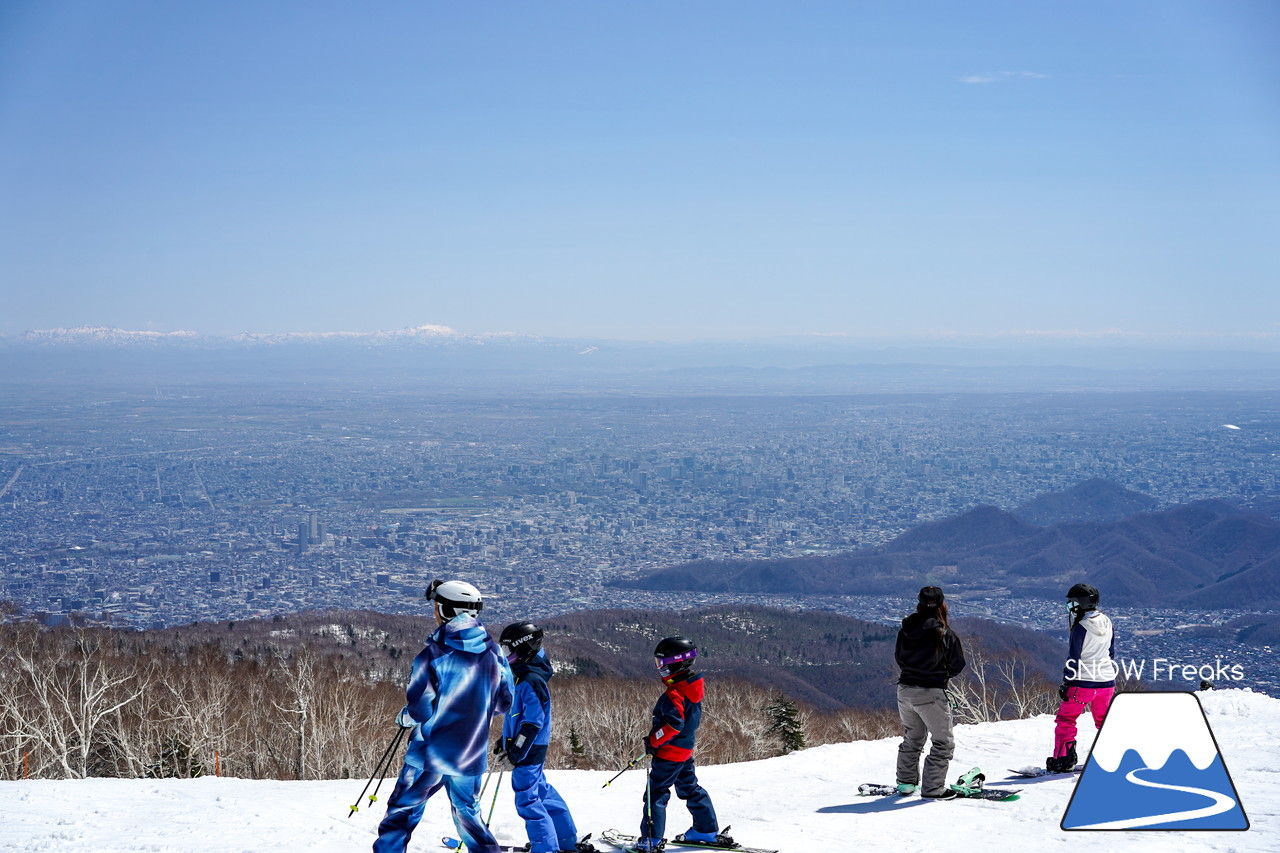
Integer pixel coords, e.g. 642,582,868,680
637,637,729,852
374,580,514,853
494,622,585,853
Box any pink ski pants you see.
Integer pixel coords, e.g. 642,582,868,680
1054,685,1114,758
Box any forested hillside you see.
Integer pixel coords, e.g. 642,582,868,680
540,605,1061,710
0,603,1058,781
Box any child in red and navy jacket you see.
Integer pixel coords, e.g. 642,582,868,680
636,637,728,852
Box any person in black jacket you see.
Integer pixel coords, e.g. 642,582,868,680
894,585,967,799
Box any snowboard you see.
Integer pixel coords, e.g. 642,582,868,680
857,783,914,797
598,828,776,853
1006,764,1084,778
857,782,1021,802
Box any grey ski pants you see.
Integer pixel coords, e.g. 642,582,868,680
895,684,955,796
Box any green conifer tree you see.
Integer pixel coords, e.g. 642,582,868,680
764,693,806,755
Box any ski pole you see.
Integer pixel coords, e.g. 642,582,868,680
644,767,653,833
486,770,503,825
601,753,650,788
348,726,407,818
478,764,496,801
366,726,408,811
347,728,399,818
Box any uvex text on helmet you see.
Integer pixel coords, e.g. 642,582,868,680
500,621,544,661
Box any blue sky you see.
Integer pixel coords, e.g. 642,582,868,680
1,1,1277,343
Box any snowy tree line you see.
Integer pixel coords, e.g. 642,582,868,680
0,615,1057,781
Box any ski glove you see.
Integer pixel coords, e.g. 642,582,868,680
491,738,514,770
396,706,417,729
492,749,515,772
1058,683,1070,701
642,737,659,757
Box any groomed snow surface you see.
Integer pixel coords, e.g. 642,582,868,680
2,689,1275,853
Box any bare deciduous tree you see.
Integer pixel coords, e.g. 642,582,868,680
3,624,149,778
0,615,1057,781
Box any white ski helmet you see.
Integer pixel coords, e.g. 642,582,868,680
426,579,484,619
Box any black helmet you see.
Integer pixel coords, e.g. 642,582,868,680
1066,583,1100,614
918,586,945,607
499,621,544,662
425,579,484,619
654,636,697,678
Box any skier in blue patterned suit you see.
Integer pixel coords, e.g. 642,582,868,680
635,637,731,853
373,580,514,853
493,622,586,853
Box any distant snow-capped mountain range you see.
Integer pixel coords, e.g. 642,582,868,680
8,326,1280,384
7,324,545,348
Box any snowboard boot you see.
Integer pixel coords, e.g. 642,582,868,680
922,788,960,800
1046,740,1078,773
674,828,738,849
894,782,919,795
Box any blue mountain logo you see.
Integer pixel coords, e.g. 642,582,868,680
1061,692,1248,830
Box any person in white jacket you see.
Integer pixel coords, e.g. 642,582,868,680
1047,583,1116,773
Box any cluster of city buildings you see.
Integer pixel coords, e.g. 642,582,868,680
1,390,1276,633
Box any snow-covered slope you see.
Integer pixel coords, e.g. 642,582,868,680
1,690,1275,853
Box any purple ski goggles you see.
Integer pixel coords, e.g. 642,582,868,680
655,649,697,670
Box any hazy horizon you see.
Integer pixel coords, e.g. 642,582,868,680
7,321,1280,355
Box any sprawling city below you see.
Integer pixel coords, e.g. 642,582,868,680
2,374,1278,693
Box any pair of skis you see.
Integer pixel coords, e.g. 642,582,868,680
597,827,776,853
443,830,775,853
858,767,1021,802
441,834,599,853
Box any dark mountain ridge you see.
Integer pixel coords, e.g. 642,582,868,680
1013,478,1159,526
613,483,1280,608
